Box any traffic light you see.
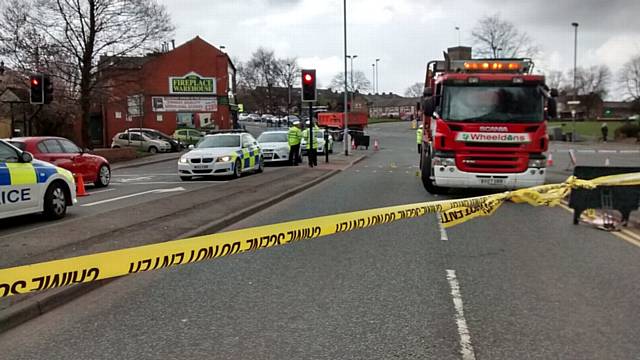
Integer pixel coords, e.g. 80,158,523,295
43,74,53,104
30,74,44,104
301,69,316,102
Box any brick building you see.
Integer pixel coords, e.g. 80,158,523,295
95,36,236,146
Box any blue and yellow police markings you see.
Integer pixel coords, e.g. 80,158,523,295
235,149,261,170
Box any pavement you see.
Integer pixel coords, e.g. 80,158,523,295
0,122,639,359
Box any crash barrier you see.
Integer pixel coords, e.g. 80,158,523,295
353,134,370,149
569,166,640,225
1,173,639,298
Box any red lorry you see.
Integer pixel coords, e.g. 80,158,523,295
317,112,368,142
419,47,557,194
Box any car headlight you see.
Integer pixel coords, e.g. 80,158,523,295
432,157,455,167
217,156,232,162
179,156,188,163
528,158,546,168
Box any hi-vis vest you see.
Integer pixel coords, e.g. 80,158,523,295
416,127,423,144
302,128,319,149
288,127,302,146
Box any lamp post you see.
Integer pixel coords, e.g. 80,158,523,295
455,26,460,46
371,63,375,93
375,58,380,93
347,55,358,112
286,63,292,116
572,22,579,143
343,0,349,156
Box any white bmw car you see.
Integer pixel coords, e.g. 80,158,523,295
257,131,290,163
178,132,264,180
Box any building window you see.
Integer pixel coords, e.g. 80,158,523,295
115,111,122,119
156,114,163,122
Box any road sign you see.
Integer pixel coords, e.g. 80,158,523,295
567,100,581,105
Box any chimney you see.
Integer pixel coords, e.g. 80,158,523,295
447,46,472,60
171,40,175,49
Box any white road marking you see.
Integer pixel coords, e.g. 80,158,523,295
117,176,153,183
620,150,640,154
111,173,176,177
111,181,226,185
80,187,186,207
437,213,449,241
446,270,477,360
598,150,617,154
88,188,116,195
577,149,596,153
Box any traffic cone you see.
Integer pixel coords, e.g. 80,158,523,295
547,153,554,167
76,174,89,197
605,158,610,166
374,139,379,151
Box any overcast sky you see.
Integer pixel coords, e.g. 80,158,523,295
161,0,640,98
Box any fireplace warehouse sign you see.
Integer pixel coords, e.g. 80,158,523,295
169,72,217,95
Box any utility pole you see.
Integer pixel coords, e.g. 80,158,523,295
375,58,380,94
347,55,358,112
572,22,579,143
343,0,349,156
371,63,376,94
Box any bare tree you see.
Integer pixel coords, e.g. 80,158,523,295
619,55,640,101
277,58,299,113
471,14,539,59
404,82,424,97
329,71,371,93
0,0,174,146
544,70,565,90
570,65,612,97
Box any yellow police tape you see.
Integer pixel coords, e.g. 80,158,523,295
1,173,639,298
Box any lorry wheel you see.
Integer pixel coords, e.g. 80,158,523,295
421,147,449,195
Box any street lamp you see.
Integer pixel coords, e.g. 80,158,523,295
343,0,349,155
455,26,460,46
286,63,292,116
371,63,375,93
375,58,380,93
347,55,358,112
572,22,579,142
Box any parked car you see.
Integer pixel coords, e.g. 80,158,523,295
178,132,263,180
239,113,250,121
249,114,261,122
0,139,76,220
111,132,171,153
257,130,290,163
173,128,204,146
301,129,334,155
6,136,111,187
125,128,181,152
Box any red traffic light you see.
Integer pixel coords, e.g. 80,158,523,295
31,78,39,86
303,73,313,83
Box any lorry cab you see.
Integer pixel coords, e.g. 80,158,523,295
420,47,557,194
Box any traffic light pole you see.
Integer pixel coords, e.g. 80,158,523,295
309,102,313,166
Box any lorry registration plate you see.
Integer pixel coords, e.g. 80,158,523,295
480,178,505,185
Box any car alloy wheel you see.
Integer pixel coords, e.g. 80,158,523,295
44,182,67,219
95,165,111,187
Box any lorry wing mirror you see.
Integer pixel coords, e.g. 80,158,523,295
423,87,433,97
547,98,558,119
422,97,435,117
550,88,559,98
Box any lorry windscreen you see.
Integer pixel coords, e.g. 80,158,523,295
442,85,544,123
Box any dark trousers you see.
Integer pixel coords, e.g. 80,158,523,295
289,144,301,165
308,148,317,167
417,143,422,154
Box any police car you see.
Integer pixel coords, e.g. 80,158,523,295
0,139,76,220
256,130,290,163
178,132,264,180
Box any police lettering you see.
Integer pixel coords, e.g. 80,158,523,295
0,188,31,205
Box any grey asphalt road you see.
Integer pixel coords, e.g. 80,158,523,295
1,122,639,359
